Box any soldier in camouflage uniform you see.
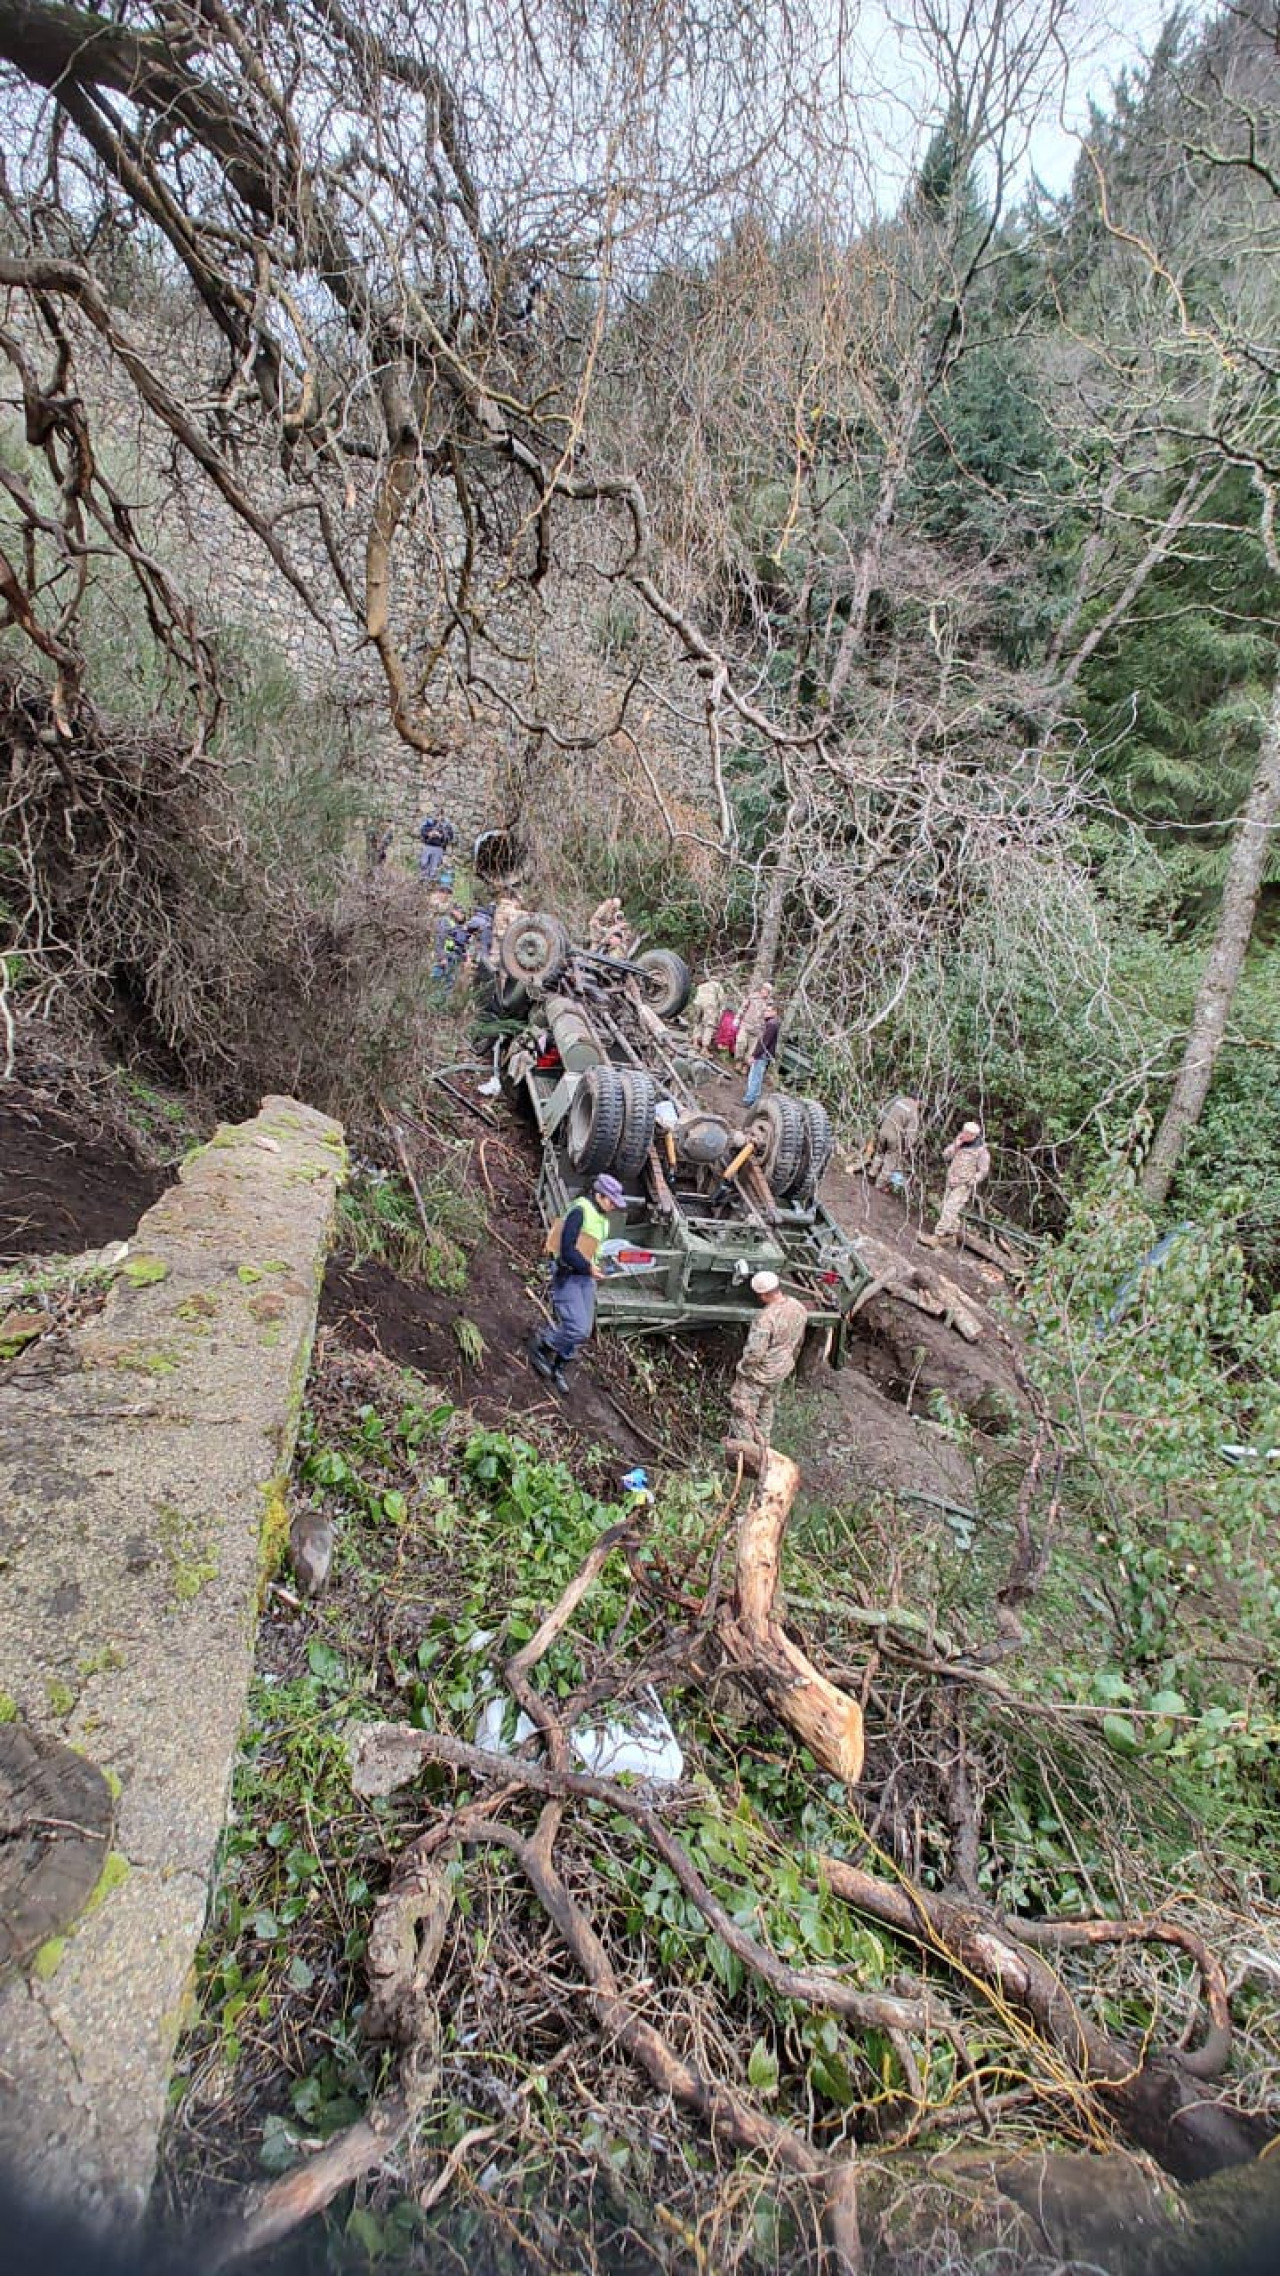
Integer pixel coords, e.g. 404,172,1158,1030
734,982,774,1065
690,976,728,1053
868,1095,921,1190
726,1271,808,1453
933,1120,990,1242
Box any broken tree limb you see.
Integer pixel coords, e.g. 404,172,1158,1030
466,1814,863,2273
348,1722,948,2044
821,1858,1269,2179
205,2088,418,2270
504,1517,637,1765
719,1452,865,1786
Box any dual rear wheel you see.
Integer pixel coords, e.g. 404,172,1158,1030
748,1094,834,1202
566,1065,658,1181
499,911,692,1018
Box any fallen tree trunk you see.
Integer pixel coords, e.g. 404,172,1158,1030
822,1859,1270,2180
719,1451,865,1786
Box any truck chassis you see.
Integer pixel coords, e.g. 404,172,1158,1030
488,914,870,1341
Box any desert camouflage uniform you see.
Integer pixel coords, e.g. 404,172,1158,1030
868,1096,921,1189
735,985,773,1065
690,977,727,1053
934,1133,991,1241
728,1293,808,1450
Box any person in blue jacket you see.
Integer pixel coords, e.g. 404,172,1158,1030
529,1172,624,1395
417,813,455,884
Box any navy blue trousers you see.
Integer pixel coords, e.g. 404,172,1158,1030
545,1270,596,1361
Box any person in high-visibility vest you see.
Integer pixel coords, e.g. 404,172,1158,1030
529,1172,625,1395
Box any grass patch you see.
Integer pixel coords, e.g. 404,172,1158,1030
338,1167,469,1294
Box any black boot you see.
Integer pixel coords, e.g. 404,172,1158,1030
551,1360,571,1396
528,1335,558,1384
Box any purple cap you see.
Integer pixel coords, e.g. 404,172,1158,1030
593,1173,625,1205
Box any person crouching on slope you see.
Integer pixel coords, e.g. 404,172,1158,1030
529,1172,625,1396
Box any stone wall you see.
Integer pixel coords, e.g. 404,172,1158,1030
0,1098,345,2219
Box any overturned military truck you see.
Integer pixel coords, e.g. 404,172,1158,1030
484,913,869,1345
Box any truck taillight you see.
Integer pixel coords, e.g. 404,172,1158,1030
821,1270,840,1285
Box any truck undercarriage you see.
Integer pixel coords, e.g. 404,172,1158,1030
486,913,870,1340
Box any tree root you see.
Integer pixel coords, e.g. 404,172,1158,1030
1010,1912,1233,2081
349,1723,954,2046
207,1848,457,2265
204,2087,419,2270
465,1811,863,2272
363,1844,456,2048
821,1858,1269,2179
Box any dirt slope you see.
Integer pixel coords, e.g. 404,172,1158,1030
0,1087,169,1262
695,1065,1031,1503
1,1060,1033,1508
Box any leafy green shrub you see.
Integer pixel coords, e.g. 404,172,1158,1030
1023,1158,1280,1848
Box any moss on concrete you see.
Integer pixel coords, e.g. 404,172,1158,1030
156,1504,219,1606
82,1850,131,1918
27,1852,131,1986
120,1257,170,1288
78,1644,125,1679
257,1479,292,1598
177,1292,219,1321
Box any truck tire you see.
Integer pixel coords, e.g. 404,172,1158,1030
634,947,692,1019
797,1098,834,1197
613,1069,658,1182
748,1095,808,1199
566,1065,628,1178
500,912,570,988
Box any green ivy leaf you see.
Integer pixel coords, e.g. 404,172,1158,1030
306,1637,346,1687
345,2205,386,2258
1102,1712,1140,1755
258,2114,300,2173
747,2037,779,2094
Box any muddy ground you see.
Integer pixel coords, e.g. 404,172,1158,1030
695,1063,1029,1506
0,1086,169,1262
2,1058,1031,1515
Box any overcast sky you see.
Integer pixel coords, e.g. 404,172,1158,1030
1026,0,1191,193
